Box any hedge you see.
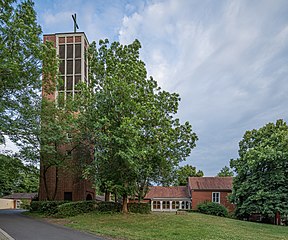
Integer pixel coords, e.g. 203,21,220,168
197,201,228,217
30,200,150,217
57,201,97,217
30,201,67,215
96,201,122,213
128,202,151,214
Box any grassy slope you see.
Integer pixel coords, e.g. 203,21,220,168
65,212,288,240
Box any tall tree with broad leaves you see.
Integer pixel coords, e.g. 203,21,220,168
77,39,198,213
217,166,234,177
175,164,204,186
230,119,288,219
0,0,42,146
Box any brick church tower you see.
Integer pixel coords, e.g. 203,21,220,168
39,32,95,201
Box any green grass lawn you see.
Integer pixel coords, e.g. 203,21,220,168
61,212,288,240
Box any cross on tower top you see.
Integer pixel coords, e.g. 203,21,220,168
72,13,79,33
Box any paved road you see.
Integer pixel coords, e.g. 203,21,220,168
0,209,106,240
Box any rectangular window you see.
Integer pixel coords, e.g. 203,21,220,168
153,201,157,210
75,75,81,85
175,201,179,209
212,192,220,203
75,59,81,74
162,201,170,209
66,76,73,91
66,60,73,74
59,60,65,75
181,201,186,209
172,201,176,209
75,44,81,58
59,45,65,59
153,201,160,209
67,44,73,59
67,133,72,140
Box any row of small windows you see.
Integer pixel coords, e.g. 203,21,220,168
59,60,81,75
58,75,81,91
56,37,88,105
152,201,190,210
59,44,81,59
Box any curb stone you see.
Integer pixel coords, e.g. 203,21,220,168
0,228,14,240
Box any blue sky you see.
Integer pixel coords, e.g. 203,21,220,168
24,0,288,175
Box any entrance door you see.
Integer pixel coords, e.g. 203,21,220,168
64,192,72,201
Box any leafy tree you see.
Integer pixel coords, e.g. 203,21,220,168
175,164,204,186
0,0,42,145
78,39,198,212
0,154,39,197
230,119,288,219
18,164,39,193
217,166,234,177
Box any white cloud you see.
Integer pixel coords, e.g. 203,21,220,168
42,11,70,25
118,0,288,175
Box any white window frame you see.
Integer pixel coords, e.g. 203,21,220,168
212,192,220,203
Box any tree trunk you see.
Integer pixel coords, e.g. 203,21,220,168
275,211,281,225
105,190,111,202
122,193,128,213
43,166,51,201
52,166,59,200
138,178,148,202
114,189,118,203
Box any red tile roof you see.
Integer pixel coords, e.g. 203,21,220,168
144,186,190,199
188,177,233,190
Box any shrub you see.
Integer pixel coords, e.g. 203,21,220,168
20,199,31,210
197,201,228,217
30,201,42,212
57,200,96,217
128,202,151,214
30,201,67,215
96,202,121,213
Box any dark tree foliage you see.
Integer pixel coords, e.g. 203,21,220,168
230,119,288,218
0,154,39,197
217,166,234,177
175,164,204,186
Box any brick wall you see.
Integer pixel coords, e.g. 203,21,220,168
191,190,235,212
39,146,95,201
